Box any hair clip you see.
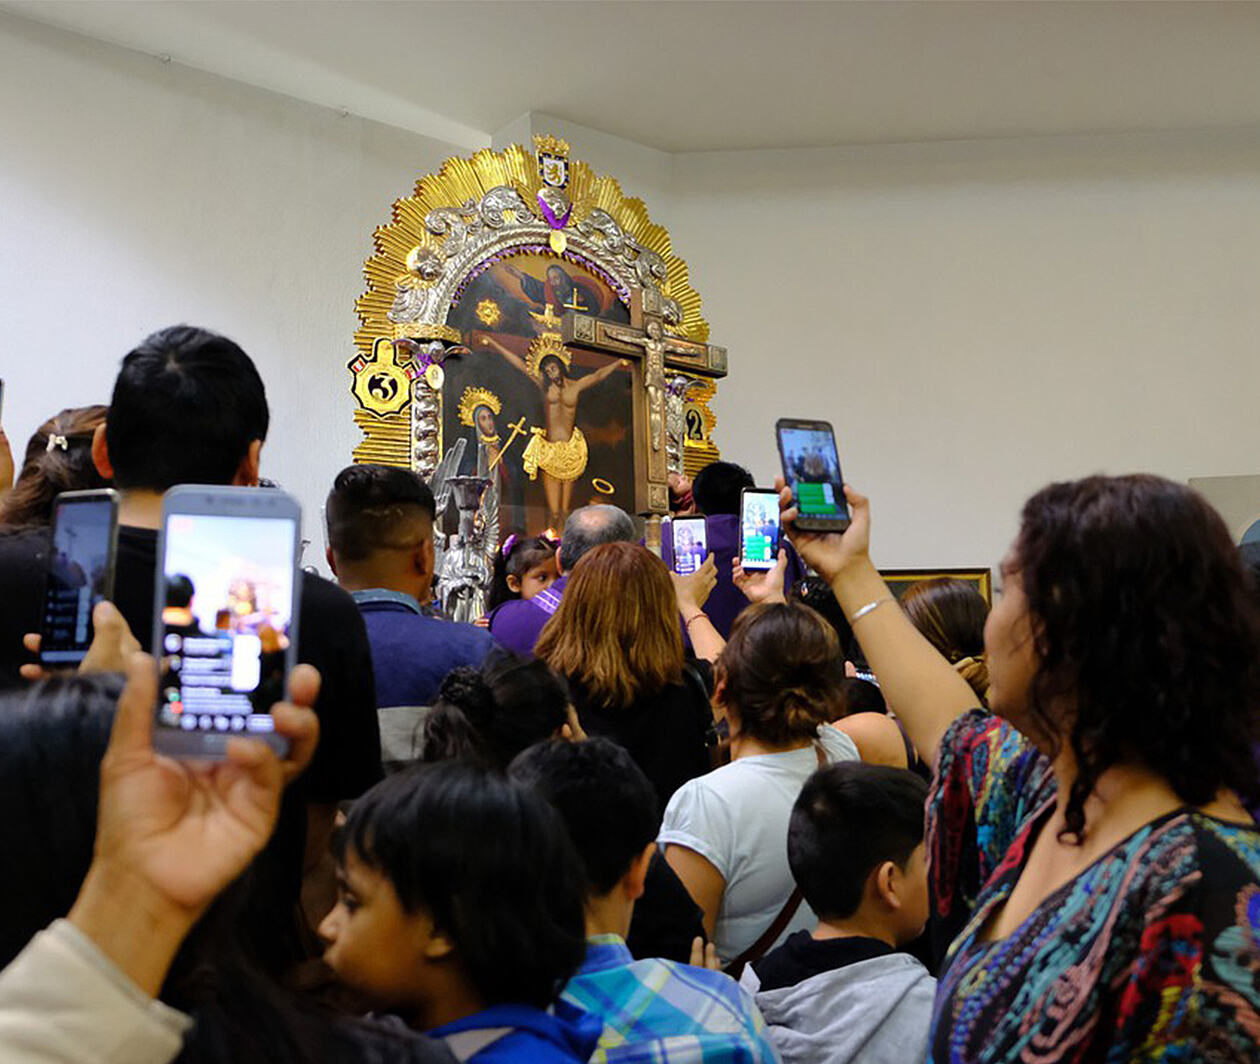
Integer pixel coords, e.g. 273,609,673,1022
501,533,518,558
45,434,69,453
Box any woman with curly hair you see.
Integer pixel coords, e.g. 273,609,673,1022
783,473,1260,1062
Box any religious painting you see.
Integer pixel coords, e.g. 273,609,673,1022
443,252,635,534
880,567,993,606
348,137,730,619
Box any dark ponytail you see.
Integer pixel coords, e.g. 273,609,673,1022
0,405,109,528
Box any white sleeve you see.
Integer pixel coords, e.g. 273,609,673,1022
819,724,860,763
658,776,738,881
0,920,192,1064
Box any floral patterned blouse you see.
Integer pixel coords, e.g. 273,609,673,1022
927,710,1260,1063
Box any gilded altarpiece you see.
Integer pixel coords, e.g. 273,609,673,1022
349,137,726,541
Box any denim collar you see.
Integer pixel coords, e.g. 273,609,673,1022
350,588,424,615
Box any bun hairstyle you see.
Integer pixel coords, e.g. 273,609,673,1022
717,601,846,746
0,405,109,528
487,534,557,610
900,577,991,705
420,651,570,771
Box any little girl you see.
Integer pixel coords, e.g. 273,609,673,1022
486,535,559,611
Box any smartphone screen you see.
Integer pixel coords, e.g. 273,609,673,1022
40,490,119,664
777,420,850,530
671,516,708,576
740,489,781,571
155,492,300,754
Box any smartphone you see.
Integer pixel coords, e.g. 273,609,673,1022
776,418,851,533
152,485,302,758
739,488,782,571
671,515,708,576
39,489,120,666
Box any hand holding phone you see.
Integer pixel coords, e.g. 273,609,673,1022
39,489,120,667
777,476,875,591
153,486,302,759
776,419,850,533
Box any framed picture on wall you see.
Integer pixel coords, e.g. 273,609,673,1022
879,567,993,606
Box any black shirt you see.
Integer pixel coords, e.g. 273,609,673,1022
626,851,707,964
0,525,382,805
569,673,713,814
751,930,895,992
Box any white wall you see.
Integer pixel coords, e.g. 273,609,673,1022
671,131,1260,569
6,15,1260,575
0,12,467,560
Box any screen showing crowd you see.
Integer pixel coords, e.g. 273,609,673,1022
780,427,846,518
158,513,296,734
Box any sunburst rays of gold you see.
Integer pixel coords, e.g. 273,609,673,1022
353,144,713,470
355,145,710,362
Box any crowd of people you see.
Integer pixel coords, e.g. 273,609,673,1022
0,322,1257,1064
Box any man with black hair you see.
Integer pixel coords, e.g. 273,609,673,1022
662,460,804,638
510,738,777,1064
325,464,493,760
742,762,934,1064
0,325,383,971
488,503,636,655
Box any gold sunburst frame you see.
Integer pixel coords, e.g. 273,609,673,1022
350,140,719,474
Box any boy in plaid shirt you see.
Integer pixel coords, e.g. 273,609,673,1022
511,738,778,1064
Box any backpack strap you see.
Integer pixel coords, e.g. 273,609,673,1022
723,743,828,979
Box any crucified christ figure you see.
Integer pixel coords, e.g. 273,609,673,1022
480,332,629,528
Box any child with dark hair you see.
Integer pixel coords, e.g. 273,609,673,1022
486,534,558,612
319,761,598,1062
743,762,934,1064
419,650,574,771
510,738,777,1063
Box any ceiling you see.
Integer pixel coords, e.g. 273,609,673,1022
7,0,1260,153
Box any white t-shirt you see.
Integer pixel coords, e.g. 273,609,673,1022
658,725,860,964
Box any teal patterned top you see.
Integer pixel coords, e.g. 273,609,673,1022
927,710,1260,1062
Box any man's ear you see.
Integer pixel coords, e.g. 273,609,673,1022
326,547,339,577
91,424,114,480
622,841,656,904
554,545,564,577
417,535,435,577
872,860,901,911
232,440,263,487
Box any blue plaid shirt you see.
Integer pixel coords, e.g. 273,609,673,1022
560,934,780,1064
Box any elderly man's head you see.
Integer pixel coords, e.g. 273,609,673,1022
558,504,636,573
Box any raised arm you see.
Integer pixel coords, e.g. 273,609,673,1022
572,358,631,395
480,335,530,378
781,481,977,767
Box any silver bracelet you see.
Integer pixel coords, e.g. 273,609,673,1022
847,596,894,625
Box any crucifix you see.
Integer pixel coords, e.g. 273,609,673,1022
561,288,728,514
